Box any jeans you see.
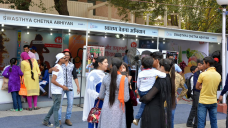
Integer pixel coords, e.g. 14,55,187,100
58,90,74,120
187,91,200,127
40,84,46,93
198,103,217,128
88,122,98,128
11,91,22,110
171,109,175,128
44,94,62,127
135,90,148,119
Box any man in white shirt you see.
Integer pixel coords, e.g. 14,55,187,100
43,53,69,128
31,46,40,64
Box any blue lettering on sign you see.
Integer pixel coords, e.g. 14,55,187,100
166,32,172,36
78,23,84,25
90,23,98,28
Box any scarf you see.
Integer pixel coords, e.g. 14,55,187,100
21,52,31,60
117,71,126,112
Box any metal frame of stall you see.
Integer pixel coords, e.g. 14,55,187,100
0,8,225,105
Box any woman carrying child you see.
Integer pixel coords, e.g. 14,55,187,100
133,56,166,125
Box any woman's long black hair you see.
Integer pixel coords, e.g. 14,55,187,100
41,62,48,77
159,59,176,128
9,58,17,72
28,59,35,81
109,57,122,107
168,59,176,109
160,59,176,109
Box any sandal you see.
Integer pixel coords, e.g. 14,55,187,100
24,108,33,111
41,92,48,96
34,107,41,110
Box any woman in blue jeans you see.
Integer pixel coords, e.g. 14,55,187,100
2,58,23,111
82,56,108,128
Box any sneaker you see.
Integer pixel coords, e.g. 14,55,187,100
42,121,53,127
56,125,64,128
133,119,140,126
10,109,18,112
19,108,23,112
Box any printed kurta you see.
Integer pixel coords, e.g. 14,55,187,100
98,74,129,128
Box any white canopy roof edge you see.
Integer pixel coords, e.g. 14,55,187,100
0,8,223,43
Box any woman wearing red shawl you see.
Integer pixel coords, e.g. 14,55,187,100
21,52,41,111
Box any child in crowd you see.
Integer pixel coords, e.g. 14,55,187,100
2,58,23,111
133,56,166,125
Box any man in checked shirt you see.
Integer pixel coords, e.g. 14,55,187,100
49,49,80,126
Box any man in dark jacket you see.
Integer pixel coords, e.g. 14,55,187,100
186,60,205,128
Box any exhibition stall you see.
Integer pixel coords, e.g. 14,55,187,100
0,8,224,106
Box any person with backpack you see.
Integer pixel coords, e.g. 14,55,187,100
186,60,205,128
186,66,198,99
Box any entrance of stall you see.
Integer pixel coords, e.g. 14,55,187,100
82,31,160,91
0,25,87,110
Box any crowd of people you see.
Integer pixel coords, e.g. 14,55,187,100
1,46,226,128
80,51,223,128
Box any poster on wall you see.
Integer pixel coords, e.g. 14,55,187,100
63,34,128,68
0,30,17,71
21,31,62,68
158,40,208,67
85,46,105,76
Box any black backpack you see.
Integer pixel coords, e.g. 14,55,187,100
186,75,194,99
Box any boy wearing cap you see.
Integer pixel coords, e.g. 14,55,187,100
49,49,80,126
43,53,69,128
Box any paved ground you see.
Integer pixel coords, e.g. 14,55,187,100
0,98,227,128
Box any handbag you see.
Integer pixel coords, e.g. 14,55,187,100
1,77,9,91
19,76,27,96
87,100,101,123
130,90,137,106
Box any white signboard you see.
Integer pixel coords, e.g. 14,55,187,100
0,12,87,30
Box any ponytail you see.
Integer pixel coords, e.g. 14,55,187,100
9,64,13,72
109,65,118,107
109,57,122,107
28,59,35,81
9,58,17,72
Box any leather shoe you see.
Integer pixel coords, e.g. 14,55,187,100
186,123,193,127
65,119,72,126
